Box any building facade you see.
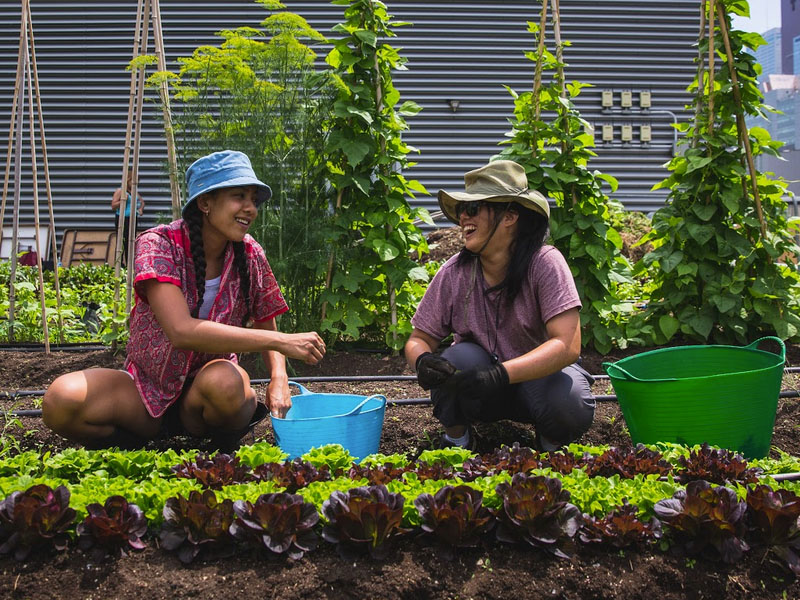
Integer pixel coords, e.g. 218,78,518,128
756,27,783,80
0,1,700,253
782,0,800,74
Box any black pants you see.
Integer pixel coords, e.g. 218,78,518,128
430,342,596,446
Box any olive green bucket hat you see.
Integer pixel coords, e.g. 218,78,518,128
437,160,550,224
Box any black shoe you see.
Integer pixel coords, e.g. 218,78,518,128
436,426,478,452
209,401,269,453
533,431,563,453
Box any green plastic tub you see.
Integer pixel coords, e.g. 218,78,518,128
603,336,785,458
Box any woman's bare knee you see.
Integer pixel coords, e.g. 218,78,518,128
187,360,254,426
42,369,155,440
42,372,86,432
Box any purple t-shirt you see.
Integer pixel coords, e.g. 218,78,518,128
411,246,581,361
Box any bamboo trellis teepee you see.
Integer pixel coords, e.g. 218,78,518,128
1,0,63,352
111,0,181,345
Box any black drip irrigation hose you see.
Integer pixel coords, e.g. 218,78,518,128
4,372,800,418
0,343,108,353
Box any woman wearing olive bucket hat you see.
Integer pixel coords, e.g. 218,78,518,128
404,160,595,451
43,150,326,451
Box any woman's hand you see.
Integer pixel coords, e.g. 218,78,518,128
277,332,326,365
448,363,509,398
415,352,457,390
267,376,292,419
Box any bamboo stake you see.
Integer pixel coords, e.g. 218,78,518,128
531,0,549,126
26,0,64,343
372,50,398,349
716,2,767,238
0,17,26,236
691,0,707,149
151,0,182,219
551,0,577,206
112,0,146,349
707,0,715,132
8,2,28,343
24,18,50,352
126,0,151,312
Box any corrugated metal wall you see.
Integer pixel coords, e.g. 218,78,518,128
0,0,699,251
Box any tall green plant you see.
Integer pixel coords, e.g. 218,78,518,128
633,0,800,344
322,0,431,349
496,17,634,354
151,0,337,332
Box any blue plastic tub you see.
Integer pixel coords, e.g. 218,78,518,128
270,382,387,460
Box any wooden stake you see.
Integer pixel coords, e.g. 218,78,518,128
151,0,182,218
707,0,715,132
24,16,50,352
112,0,147,348
716,2,767,238
532,0,549,126
551,0,577,206
691,0,707,149
0,18,26,234
26,0,64,343
8,3,28,343
126,0,151,312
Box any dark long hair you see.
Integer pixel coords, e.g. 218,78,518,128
184,200,252,325
456,201,549,303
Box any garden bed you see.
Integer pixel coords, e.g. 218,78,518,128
2,344,800,599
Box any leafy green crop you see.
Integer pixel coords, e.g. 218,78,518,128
321,0,432,349
496,14,634,354
632,0,800,345
0,262,123,344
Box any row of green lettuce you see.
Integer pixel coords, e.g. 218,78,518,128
2,442,800,527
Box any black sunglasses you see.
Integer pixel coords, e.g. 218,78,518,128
455,200,487,219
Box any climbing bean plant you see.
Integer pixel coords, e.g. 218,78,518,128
632,0,800,344
322,0,431,349
496,18,634,354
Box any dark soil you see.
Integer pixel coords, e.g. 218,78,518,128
2,228,800,598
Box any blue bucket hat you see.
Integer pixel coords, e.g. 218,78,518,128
183,150,272,215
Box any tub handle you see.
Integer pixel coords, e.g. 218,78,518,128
288,381,312,396
343,394,386,416
746,336,786,362
602,361,678,383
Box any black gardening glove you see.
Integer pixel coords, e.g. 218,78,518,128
448,363,510,400
415,352,457,390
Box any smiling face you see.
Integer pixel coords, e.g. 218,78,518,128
457,200,520,261
197,186,259,246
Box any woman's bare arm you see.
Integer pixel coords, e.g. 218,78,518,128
501,307,581,384
143,279,324,364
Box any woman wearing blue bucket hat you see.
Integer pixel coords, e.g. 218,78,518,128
43,150,326,451
404,160,595,452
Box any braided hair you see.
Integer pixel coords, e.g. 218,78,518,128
456,201,549,303
184,199,252,325
232,240,252,326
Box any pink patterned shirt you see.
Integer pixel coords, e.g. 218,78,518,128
124,219,288,417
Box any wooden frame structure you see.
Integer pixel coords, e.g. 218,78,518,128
112,0,181,344
1,0,63,350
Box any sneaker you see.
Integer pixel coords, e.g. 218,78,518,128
533,431,563,453
436,426,478,452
